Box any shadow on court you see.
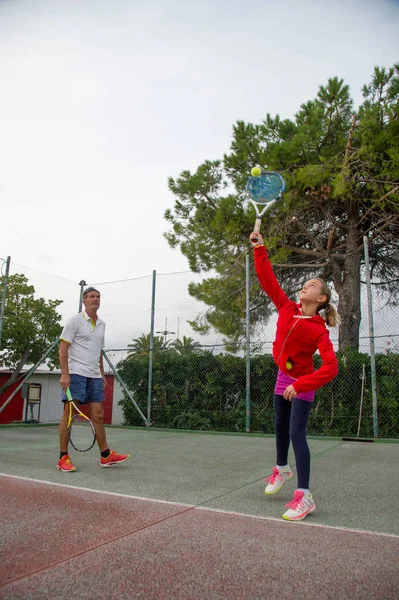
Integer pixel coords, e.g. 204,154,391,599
0,427,398,599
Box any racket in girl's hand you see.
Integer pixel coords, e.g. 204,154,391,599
66,387,96,452
246,167,285,238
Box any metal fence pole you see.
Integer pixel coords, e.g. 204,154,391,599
245,252,251,432
363,235,378,437
0,255,11,349
78,280,86,312
147,270,156,426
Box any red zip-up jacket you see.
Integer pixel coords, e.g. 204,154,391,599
254,245,338,394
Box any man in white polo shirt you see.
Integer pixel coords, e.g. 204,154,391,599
57,287,130,472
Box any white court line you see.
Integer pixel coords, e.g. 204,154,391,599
0,473,192,508
1,472,398,540
197,506,399,539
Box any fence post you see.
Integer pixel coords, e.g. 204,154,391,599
0,255,11,349
147,270,156,426
78,280,86,312
363,235,378,437
245,252,251,432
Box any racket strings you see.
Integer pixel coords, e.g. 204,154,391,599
68,414,96,452
246,173,285,204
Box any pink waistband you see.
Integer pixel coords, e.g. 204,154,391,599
274,369,315,402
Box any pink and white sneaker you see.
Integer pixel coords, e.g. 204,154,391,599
282,490,315,521
265,466,293,495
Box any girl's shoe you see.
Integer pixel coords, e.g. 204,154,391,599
282,490,315,521
265,466,293,495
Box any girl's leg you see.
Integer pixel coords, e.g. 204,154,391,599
289,398,312,489
273,393,291,466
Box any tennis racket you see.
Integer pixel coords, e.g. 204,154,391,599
66,387,96,452
246,169,285,237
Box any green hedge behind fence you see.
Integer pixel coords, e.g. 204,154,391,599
117,350,399,438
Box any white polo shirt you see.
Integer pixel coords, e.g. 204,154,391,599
60,310,105,378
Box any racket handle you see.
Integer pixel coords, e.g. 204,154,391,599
254,218,262,234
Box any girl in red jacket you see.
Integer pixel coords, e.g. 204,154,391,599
250,231,340,521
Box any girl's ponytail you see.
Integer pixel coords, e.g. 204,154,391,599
316,279,341,327
323,303,341,328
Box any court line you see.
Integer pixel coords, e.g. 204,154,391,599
0,473,192,507
197,506,399,539
2,472,398,540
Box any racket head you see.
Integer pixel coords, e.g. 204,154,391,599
68,413,96,452
246,171,285,204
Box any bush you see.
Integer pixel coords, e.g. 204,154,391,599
117,349,398,438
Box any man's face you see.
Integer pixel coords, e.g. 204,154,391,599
83,291,101,311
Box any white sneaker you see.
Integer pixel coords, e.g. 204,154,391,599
265,466,293,495
282,490,315,521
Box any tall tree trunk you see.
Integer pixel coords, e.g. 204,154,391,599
333,215,362,352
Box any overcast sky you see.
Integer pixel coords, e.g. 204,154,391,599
1,0,398,286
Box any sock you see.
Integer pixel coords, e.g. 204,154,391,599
298,488,310,496
101,449,110,458
60,452,68,459
277,464,289,472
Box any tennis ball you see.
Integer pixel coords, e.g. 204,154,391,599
251,167,262,177
286,361,293,370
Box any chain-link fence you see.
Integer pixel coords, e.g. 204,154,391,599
0,253,398,438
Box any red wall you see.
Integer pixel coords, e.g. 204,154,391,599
0,374,115,425
0,374,24,424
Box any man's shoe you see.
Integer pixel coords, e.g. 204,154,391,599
57,454,76,472
100,450,130,468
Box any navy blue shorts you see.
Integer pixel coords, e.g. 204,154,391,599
62,374,104,404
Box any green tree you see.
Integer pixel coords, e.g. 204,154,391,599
0,274,63,395
127,333,170,358
164,66,399,351
171,336,202,355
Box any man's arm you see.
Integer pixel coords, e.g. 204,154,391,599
59,340,71,391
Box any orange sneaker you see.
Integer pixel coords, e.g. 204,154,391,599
57,454,76,472
100,450,130,468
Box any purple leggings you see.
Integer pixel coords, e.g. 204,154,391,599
273,394,312,489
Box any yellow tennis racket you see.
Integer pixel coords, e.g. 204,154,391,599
66,387,96,452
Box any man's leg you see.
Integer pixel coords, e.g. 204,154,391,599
89,402,108,452
59,401,70,453
57,401,76,471
88,378,130,466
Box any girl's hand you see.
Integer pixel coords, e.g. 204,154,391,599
283,385,297,401
249,232,264,247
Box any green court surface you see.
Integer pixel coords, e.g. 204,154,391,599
1,426,398,533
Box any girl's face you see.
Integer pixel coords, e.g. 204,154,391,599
299,279,327,305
